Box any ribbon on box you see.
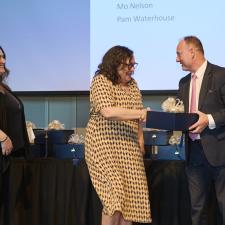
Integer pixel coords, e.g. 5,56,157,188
161,97,184,155
161,97,184,113
68,133,85,144
48,120,65,130
26,121,36,143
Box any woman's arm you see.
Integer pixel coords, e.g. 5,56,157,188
0,90,13,155
138,123,145,155
0,129,8,141
0,129,13,156
100,107,147,121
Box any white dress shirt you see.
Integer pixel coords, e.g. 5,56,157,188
189,61,215,138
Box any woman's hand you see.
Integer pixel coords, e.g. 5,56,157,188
139,109,147,122
139,107,151,122
1,136,13,156
139,138,145,156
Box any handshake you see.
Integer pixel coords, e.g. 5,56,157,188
145,98,198,131
139,107,151,122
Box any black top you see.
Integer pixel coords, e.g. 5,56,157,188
0,82,29,172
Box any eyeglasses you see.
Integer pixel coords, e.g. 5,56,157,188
122,62,138,70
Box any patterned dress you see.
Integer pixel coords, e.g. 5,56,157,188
85,74,151,223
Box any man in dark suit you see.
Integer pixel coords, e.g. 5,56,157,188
176,36,225,225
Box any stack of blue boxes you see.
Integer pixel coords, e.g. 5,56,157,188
31,129,84,164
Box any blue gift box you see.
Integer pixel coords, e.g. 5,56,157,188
144,130,173,146
146,111,198,131
30,144,44,157
31,129,75,158
144,144,185,160
52,143,84,159
33,129,74,144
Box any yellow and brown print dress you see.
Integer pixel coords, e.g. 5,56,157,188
85,74,151,223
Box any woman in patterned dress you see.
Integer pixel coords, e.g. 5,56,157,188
85,46,151,225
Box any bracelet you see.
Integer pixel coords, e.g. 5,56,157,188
0,136,8,143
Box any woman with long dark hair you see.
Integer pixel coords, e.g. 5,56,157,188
0,46,30,214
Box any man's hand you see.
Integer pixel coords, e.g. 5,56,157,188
189,111,209,134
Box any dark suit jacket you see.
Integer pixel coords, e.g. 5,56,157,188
178,62,225,167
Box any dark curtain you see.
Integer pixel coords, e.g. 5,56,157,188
0,159,221,225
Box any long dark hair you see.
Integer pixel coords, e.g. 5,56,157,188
95,45,134,84
0,46,10,83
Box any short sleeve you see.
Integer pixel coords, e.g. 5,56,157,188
132,80,143,109
91,75,115,113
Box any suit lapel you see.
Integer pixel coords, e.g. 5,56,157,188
198,63,213,110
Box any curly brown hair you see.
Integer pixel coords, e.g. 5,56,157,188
95,45,134,84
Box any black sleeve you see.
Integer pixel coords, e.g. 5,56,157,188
0,92,7,133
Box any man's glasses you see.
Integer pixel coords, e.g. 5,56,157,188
122,62,138,70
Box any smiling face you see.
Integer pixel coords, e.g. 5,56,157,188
117,56,137,86
0,47,6,75
176,40,194,72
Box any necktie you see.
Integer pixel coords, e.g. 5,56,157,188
189,74,198,141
